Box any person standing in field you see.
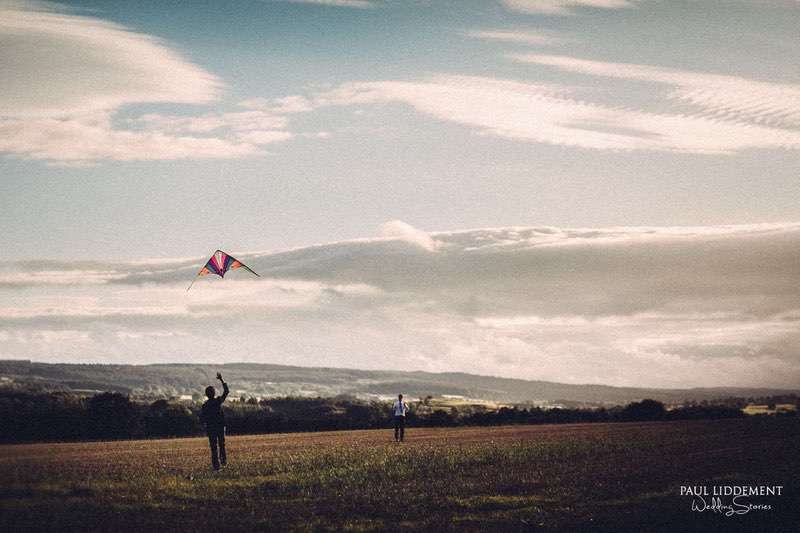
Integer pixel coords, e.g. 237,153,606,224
392,394,409,442
200,372,229,470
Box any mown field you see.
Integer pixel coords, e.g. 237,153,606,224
1,418,798,532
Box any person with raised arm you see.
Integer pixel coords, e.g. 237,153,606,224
200,372,229,470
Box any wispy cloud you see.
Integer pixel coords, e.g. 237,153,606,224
0,115,259,164
0,269,127,286
275,0,375,8
0,2,301,163
466,29,568,46
501,0,636,16
133,108,296,147
135,110,289,134
514,54,800,127
315,75,800,154
239,96,316,114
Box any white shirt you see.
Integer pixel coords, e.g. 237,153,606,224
393,400,409,416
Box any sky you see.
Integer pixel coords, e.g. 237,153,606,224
1,0,799,388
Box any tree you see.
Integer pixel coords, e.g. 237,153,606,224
427,409,456,427
144,399,198,437
621,399,665,421
88,392,140,438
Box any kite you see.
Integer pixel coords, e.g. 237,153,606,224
187,250,260,290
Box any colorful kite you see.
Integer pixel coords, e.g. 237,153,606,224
187,250,260,290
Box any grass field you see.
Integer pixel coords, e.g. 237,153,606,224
2,418,798,532
742,403,797,416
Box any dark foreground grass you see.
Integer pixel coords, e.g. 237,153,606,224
1,418,798,532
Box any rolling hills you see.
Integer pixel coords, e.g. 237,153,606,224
1,360,794,406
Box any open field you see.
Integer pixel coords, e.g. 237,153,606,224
742,403,797,416
2,419,798,532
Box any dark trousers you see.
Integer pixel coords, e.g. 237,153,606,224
394,416,405,441
207,427,226,469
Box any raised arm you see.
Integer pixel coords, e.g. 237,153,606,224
217,372,229,402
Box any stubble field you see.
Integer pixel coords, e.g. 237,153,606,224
1,418,798,532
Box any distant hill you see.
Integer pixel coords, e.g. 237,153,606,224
0,360,795,406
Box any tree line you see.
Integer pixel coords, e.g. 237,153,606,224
1,388,791,444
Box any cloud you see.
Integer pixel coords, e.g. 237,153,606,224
277,0,375,7
31,330,91,344
501,0,636,16
316,75,800,154
2,222,799,387
514,54,800,128
236,130,294,144
0,115,259,163
466,29,568,46
115,330,189,340
380,220,440,252
0,1,221,118
0,305,189,320
134,109,296,146
0,2,297,163
135,110,290,134
0,269,127,286
239,95,316,114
